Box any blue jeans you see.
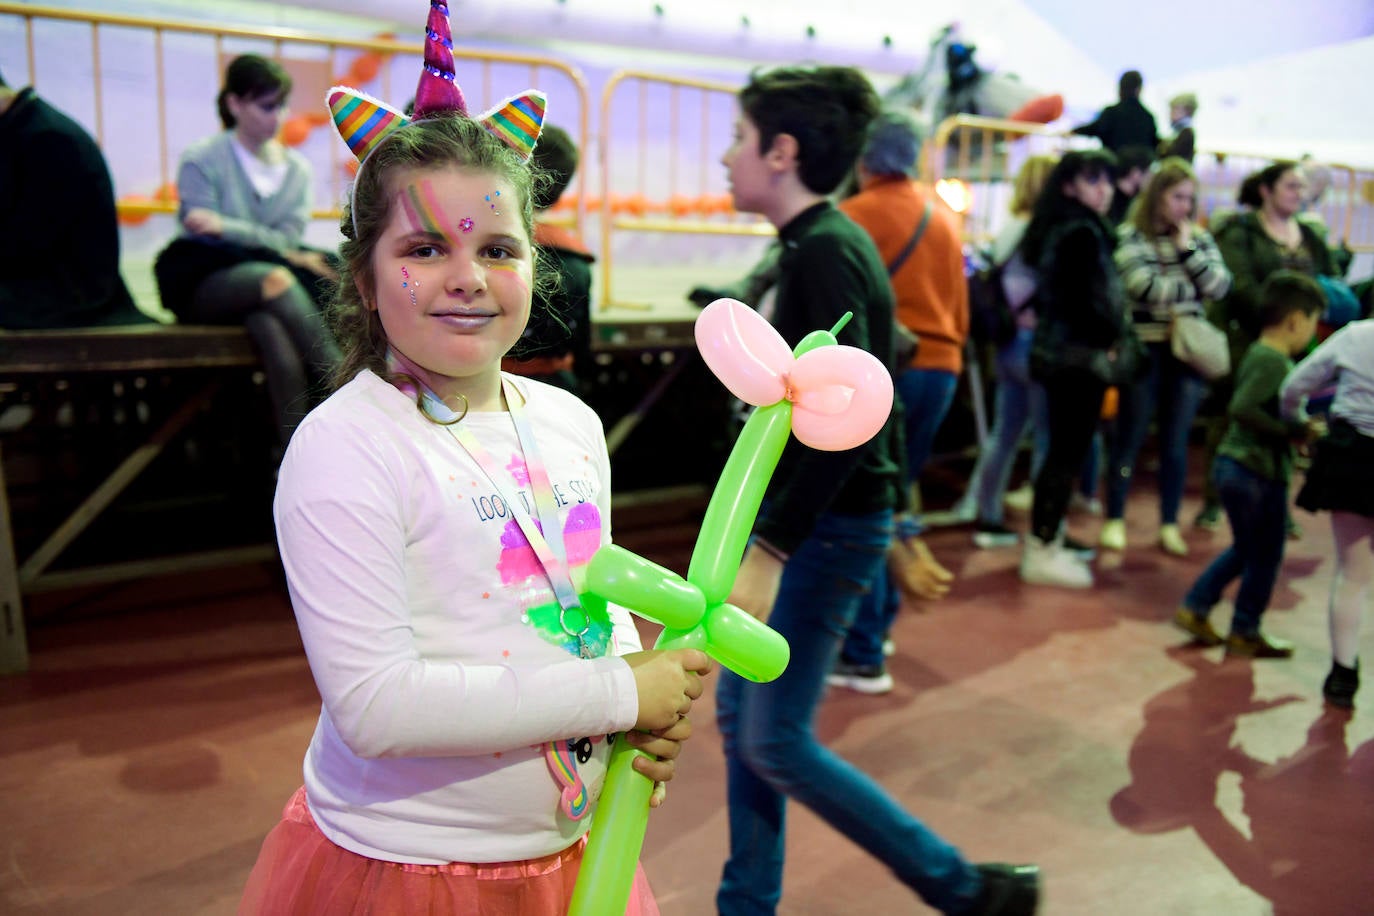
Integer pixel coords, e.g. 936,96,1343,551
1106,342,1207,524
897,367,960,489
716,510,981,915
1182,457,1287,635
967,328,1050,525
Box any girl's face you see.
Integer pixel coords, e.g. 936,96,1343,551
1159,179,1196,228
1064,171,1114,216
722,110,774,216
1261,169,1307,219
228,90,289,147
369,165,533,409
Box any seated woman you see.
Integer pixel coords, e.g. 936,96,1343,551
154,54,340,448
1100,157,1232,556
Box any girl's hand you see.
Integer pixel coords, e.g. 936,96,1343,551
623,648,713,731
624,715,694,806
183,208,223,237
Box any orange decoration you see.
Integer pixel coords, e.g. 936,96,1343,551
117,194,154,226
154,181,179,203
668,193,695,217
280,116,312,147
348,53,383,85
623,193,648,216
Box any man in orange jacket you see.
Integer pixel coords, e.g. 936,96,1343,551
831,109,969,694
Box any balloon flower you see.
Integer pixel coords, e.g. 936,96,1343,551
568,298,894,915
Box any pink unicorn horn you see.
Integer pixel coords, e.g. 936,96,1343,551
413,0,467,118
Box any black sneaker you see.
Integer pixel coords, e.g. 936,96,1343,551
1323,659,1360,709
826,659,894,694
973,522,1020,549
1063,536,1096,561
965,863,1041,915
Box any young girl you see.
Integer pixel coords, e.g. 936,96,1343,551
1281,318,1374,707
154,54,341,448
238,9,710,913
1101,157,1232,557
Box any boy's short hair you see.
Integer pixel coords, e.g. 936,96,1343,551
530,124,578,210
740,66,879,195
1257,270,1325,330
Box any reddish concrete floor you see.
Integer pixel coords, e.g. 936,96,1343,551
2,493,1372,915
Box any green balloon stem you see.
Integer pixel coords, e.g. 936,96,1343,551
565,734,654,916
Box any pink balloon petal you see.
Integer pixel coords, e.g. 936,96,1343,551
794,385,853,416
694,299,792,406
789,346,893,451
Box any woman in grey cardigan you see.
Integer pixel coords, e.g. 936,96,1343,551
155,54,340,448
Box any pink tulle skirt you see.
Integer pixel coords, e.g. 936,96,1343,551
238,788,661,915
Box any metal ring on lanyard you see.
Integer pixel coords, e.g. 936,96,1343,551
559,605,591,644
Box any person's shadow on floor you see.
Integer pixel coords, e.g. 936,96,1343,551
1110,647,1374,915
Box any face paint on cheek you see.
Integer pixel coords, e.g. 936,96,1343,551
488,261,529,298
400,265,418,306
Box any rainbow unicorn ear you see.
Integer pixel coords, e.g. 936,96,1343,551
328,88,411,162
327,0,544,164
476,91,547,162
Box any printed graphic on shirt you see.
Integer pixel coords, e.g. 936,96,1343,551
469,452,613,656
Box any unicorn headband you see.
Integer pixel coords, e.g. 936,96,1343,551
327,0,547,229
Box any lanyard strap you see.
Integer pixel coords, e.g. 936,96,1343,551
419,377,593,656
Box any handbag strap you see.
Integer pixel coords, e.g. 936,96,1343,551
886,199,934,277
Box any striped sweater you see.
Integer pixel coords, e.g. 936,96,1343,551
1114,223,1231,343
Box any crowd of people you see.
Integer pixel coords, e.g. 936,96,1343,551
4,25,1374,914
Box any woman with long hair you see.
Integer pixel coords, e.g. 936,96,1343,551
1018,150,1136,588
1099,157,1231,556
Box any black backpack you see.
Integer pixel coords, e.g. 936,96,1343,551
968,257,1016,346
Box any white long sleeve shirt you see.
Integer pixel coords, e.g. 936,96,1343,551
1280,319,1374,437
274,370,642,864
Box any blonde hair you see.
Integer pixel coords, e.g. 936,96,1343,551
1009,154,1058,218
1129,156,1197,235
1169,93,1198,116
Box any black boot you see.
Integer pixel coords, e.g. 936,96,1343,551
1323,659,1360,709
962,863,1040,915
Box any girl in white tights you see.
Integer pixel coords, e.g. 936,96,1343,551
1280,318,1374,708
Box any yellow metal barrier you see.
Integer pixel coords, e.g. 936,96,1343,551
596,69,770,310
0,2,592,235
